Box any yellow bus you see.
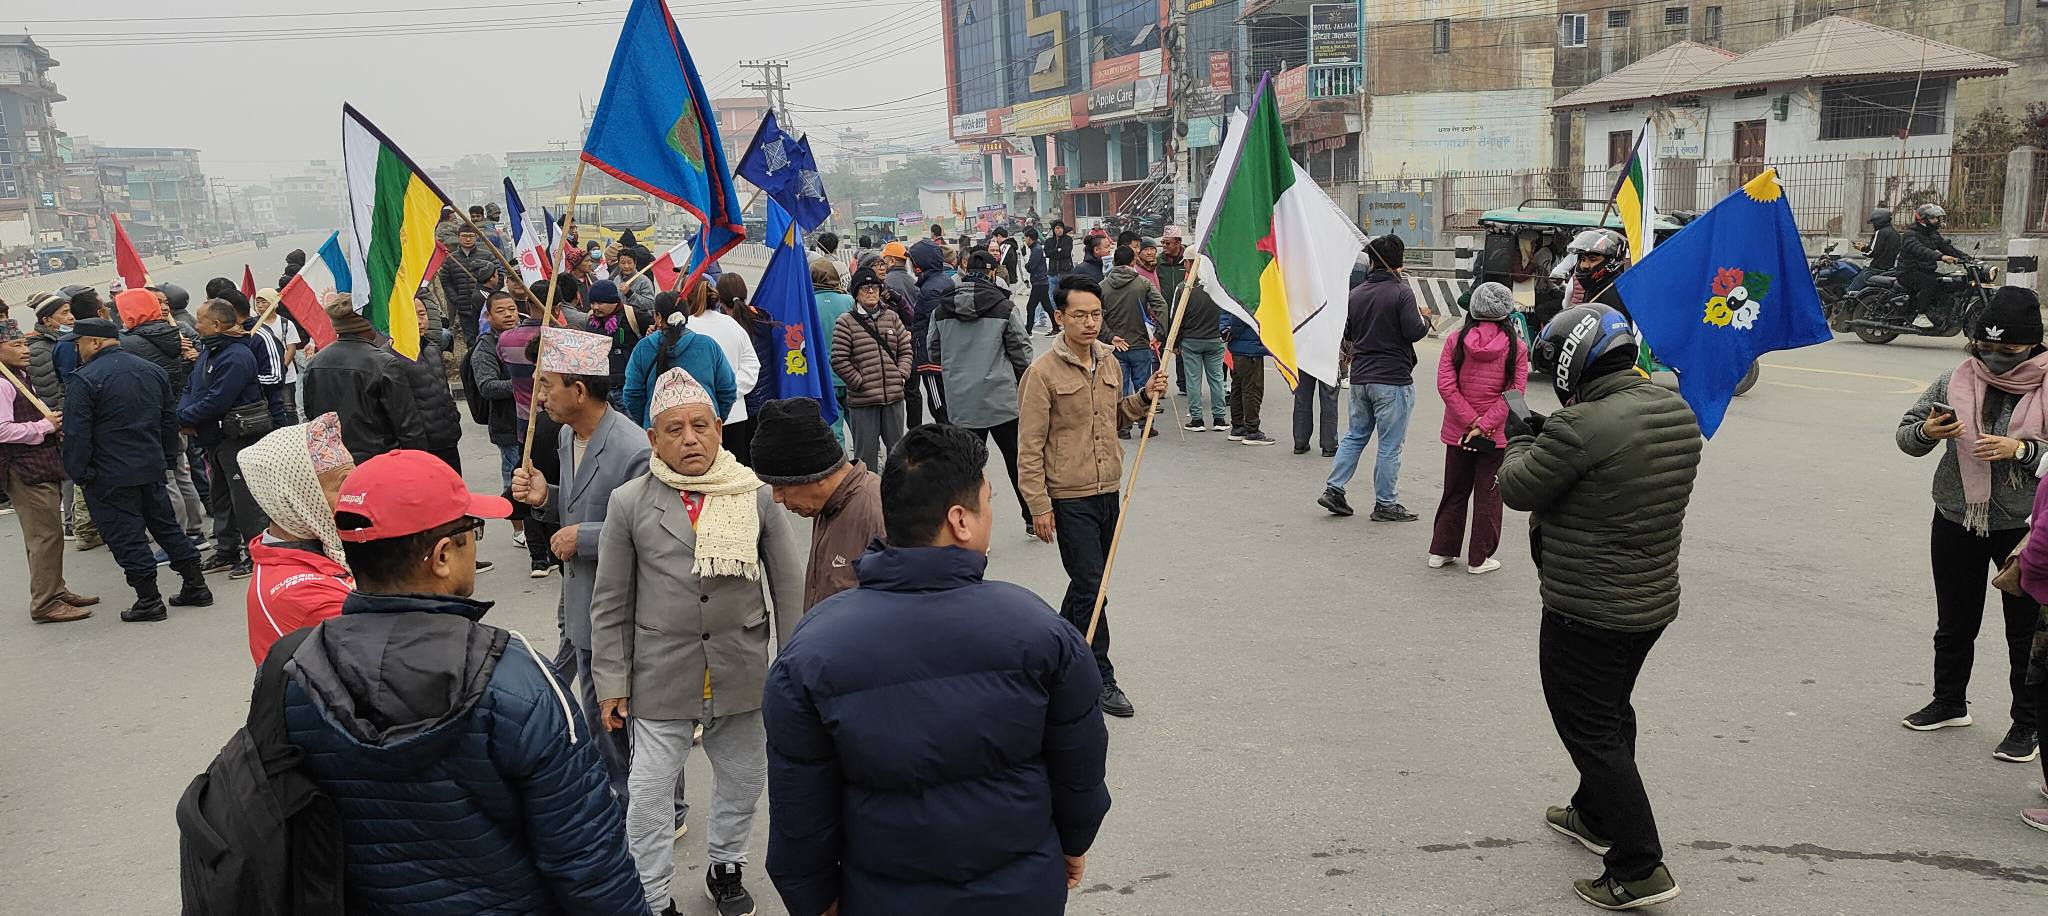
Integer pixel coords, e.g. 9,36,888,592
555,193,654,246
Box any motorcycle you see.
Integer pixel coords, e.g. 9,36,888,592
1844,258,2000,345
1809,243,1864,331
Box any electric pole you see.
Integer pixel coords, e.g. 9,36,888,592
740,59,793,131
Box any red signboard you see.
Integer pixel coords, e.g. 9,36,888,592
1275,66,1308,110
1093,54,1141,87
1209,50,1232,94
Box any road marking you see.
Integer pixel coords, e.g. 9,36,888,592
1758,362,1922,385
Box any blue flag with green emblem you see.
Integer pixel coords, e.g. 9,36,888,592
581,0,744,294
1615,168,1830,437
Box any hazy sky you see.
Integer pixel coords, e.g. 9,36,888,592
27,0,951,186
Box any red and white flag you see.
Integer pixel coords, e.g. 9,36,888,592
648,238,692,292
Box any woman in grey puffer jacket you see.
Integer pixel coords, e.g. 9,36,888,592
1894,286,2045,762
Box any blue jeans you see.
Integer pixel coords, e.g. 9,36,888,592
1325,382,1415,507
1114,347,1158,398
498,444,520,491
1179,338,1227,420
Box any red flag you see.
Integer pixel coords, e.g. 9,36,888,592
648,238,690,292
277,273,339,350
241,265,257,300
111,215,148,290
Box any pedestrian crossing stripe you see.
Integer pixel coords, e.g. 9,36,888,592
1408,276,1473,330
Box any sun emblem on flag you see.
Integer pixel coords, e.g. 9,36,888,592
1703,266,1770,331
666,97,706,171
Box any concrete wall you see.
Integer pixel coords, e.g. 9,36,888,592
1579,82,1959,164
1367,88,1555,176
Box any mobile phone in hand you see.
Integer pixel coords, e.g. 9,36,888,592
1930,401,1954,420
1505,390,1531,420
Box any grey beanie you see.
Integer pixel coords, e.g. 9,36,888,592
1467,282,1516,322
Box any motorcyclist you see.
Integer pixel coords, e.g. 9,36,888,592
1550,228,1631,322
1897,203,1968,323
1846,208,1900,295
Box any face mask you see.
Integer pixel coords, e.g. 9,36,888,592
1976,348,2029,376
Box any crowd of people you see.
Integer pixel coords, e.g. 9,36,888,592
6,199,2046,914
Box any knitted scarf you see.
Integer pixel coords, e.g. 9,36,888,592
1949,350,2048,534
646,448,763,579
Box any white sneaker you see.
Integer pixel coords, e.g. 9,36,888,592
1427,554,1456,569
1468,558,1502,575
512,530,528,548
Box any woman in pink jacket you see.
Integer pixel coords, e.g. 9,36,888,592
1429,282,1529,574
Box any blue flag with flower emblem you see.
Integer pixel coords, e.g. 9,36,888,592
736,110,832,232
752,200,840,425
581,0,744,294
1615,167,1830,437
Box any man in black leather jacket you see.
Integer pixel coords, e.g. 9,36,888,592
300,295,425,463
1897,203,1967,321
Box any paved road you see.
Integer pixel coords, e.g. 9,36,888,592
3,301,2046,912
0,232,334,309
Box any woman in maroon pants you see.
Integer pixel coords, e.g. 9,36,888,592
1429,282,1528,575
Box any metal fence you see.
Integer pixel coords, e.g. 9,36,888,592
1770,154,1849,236
1869,150,2005,234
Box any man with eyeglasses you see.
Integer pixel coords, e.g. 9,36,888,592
273,448,647,913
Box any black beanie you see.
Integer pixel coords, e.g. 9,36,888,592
750,398,848,485
1971,286,2043,346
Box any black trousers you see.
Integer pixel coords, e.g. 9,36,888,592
1026,283,1055,330
2035,675,2048,786
1228,353,1265,432
428,445,463,475
911,371,949,426
1539,612,1665,882
725,418,755,467
82,482,201,595
1052,493,1119,687
1929,512,2038,728
968,419,1032,527
1293,377,1340,452
206,437,270,559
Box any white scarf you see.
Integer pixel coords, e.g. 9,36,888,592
646,449,763,579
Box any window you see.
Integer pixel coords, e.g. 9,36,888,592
2008,0,2022,24
1607,9,1630,28
1819,79,1947,139
1559,13,1589,47
1704,6,1724,41
1608,131,1636,167
1433,18,1451,54
1664,6,1690,25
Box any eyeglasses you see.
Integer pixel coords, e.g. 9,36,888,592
421,516,484,560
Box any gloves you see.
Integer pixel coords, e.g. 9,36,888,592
1505,408,1546,440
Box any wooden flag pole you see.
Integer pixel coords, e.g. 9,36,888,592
667,186,770,294
522,158,588,468
0,359,55,420
1084,252,1203,643
453,207,537,312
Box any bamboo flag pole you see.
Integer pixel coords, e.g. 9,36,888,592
0,359,55,420
522,158,588,468
452,207,537,312
1084,252,1203,643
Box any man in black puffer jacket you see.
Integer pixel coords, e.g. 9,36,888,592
389,295,466,473
908,239,954,425
1500,304,1700,912
301,296,425,463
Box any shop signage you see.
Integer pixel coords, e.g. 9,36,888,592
1007,96,1072,135
1309,3,1360,68
1276,66,1308,110
1187,115,1226,149
952,110,991,139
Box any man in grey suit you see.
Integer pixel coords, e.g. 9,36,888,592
588,366,805,916
509,326,672,810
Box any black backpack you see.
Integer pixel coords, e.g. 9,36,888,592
459,339,490,426
176,628,345,915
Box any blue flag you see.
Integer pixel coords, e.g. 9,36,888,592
582,0,745,293
753,200,840,425
736,110,832,232
1616,168,1830,436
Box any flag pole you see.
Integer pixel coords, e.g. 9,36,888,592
1084,252,1203,643
668,185,769,294
522,158,587,468
0,360,54,420
452,207,538,312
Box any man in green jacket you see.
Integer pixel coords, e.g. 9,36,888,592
1500,303,1702,911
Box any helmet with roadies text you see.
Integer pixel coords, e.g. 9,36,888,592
1536,303,1637,405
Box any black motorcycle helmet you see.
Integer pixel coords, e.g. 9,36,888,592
1534,303,1638,405
159,282,190,312
1867,208,1892,230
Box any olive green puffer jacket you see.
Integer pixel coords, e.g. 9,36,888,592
1500,371,1703,631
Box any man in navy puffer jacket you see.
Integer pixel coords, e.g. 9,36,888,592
764,424,1111,916
281,449,647,915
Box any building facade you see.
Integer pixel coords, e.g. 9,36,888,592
0,35,64,249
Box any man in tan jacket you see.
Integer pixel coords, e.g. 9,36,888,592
1018,274,1167,719
750,396,884,610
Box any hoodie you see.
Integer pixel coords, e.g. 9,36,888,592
1099,265,1165,349
909,240,955,370
930,273,1033,429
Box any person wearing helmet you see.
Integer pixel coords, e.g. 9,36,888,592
1897,203,1967,322
1551,228,1632,322
1846,208,1901,296
1499,303,1702,911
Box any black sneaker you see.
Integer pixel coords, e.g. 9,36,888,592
1100,685,1135,718
1117,427,1132,440
704,861,756,916
1323,447,1337,458
199,552,236,575
1240,430,1276,446
1902,701,1972,730
168,585,214,608
475,559,495,574
1317,487,1354,517
1210,416,1227,431
1227,426,1246,441
1183,417,1207,431
1574,865,1680,910
1994,725,2040,762
530,559,553,579
1293,444,1310,454
1370,502,1419,522
121,597,168,623
228,558,255,580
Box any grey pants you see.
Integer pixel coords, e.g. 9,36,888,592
628,708,767,910
845,401,905,471
167,448,205,536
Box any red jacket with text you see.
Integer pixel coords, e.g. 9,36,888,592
245,538,354,664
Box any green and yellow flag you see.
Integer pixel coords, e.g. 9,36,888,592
342,104,452,359
1610,118,1657,263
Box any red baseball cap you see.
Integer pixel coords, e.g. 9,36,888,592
334,450,512,543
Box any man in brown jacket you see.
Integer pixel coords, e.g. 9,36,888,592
830,267,914,472
1018,275,1167,719
751,396,885,610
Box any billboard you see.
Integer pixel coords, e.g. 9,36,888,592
1309,3,1360,68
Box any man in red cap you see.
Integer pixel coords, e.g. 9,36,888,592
274,449,647,914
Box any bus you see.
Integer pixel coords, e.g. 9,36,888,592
555,193,654,247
